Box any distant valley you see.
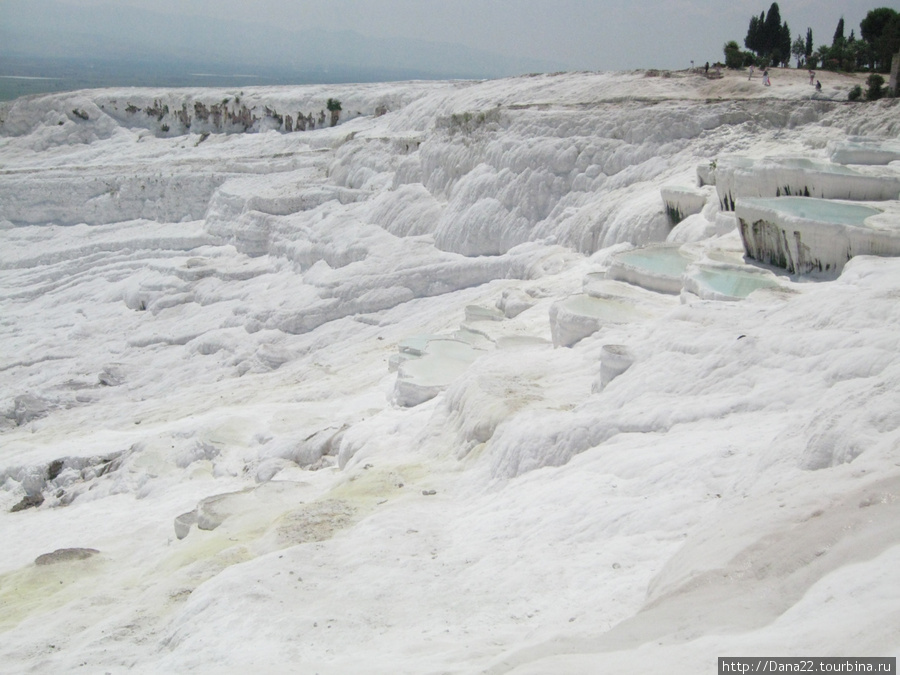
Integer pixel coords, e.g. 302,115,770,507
0,0,564,100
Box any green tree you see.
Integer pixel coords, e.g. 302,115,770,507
724,40,744,69
861,8,897,43
829,17,847,68
833,17,845,45
745,12,765,54
743,3,791,64
778,23,792,66
762,3,783,56
860,7,900,72
792,35,806,67
845,30,862,71
805,28,814,59
326,98,342,127
814,44,837,71
866,73,885,100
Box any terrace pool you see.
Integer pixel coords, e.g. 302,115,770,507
607,245,694,294
742,197,881,227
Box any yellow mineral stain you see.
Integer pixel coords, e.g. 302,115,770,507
0,557,106,631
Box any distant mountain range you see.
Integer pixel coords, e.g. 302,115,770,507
0,0,566,84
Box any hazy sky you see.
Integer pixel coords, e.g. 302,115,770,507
30,0,893,71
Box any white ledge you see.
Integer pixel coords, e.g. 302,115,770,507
736,196,900,277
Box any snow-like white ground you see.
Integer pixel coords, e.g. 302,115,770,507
1,66,899,674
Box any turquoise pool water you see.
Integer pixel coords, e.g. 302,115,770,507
613,246,692,277
743,197,881,227
692,267,778,298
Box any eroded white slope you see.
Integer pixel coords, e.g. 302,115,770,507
1,67,899,673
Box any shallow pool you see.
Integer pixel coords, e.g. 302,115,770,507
742,197,881,227
691,267,779,299
612,246,693,277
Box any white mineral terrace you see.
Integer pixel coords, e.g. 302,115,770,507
736,196,900,277
829,137,900,165
2,67,900,674
715,155,900,210
606,244,697,294
681,262,782,302
660,185,709,223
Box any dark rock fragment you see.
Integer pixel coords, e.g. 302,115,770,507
11,494,44,512
35,548,100,566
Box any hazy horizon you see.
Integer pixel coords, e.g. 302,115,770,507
0,0,885,100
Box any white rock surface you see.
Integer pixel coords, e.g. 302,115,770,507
716,155,900,211
736,196,900,277
2,67,900,674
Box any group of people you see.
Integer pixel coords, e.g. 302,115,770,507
747,65,771,85
744,66,821,91
692,60,822,91
699,61,722,77
809,69,822,91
